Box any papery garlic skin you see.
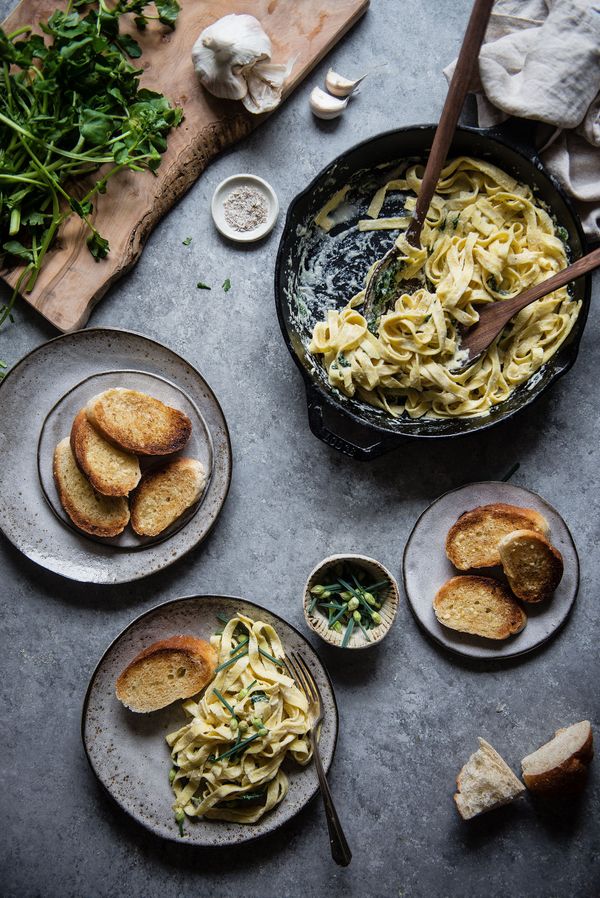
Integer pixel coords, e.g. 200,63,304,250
243,57,296,114
192,14,293,113
325,68,365,98
309,86,349,120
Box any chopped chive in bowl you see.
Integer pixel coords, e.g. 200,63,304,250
303,553,399,650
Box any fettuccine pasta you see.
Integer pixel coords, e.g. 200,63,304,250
166,614,312,824
309,157,580,419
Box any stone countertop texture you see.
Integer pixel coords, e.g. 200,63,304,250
0,1,598,896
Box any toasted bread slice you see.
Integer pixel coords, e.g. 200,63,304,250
521,721,593,795
454,737,526,820
115,635,217,712
433,575,527,640
70,409,141,497
498,529,563,603
446,503,549,570
53,438,130,537
130,458,206,537
86,388,192,455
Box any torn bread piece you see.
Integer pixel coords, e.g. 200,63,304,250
522,721,593,794
433,576,527,640
86,388,192,456
115,635,217,712
446,503,549,570
71,409,141,497
499,529,563,603
130,457,206,537
455,737,526,820
53,438,130,537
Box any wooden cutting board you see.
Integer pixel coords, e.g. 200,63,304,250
1,0,369,332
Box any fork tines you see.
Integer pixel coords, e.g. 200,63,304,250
285,652,321,707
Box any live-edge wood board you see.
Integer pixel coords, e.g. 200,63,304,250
1,0,369,331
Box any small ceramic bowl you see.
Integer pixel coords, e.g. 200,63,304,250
211,174,279,243
303,553,399,649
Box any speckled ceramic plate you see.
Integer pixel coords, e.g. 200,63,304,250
0,329,231,583
82,595,338,846
402,482,579,660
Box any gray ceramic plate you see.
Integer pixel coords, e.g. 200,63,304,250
402,482,579,660
82,595,338,846
0,329,231,583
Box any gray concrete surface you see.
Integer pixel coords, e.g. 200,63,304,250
1,1,598,896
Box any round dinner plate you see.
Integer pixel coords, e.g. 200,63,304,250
402,482,579,660
0,328,232,583
82,595,338,847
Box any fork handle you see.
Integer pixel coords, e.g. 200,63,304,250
310,732,352,866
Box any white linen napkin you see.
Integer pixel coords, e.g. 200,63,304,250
444,0,600,239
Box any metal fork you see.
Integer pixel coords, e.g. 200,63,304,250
286,652,352,866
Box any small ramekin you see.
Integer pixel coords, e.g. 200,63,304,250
303,553,399,649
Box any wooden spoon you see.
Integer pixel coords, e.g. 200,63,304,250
454,245,600,371
363,0,494,324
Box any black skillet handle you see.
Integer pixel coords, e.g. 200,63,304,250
305,384,399,460
476,115,541,162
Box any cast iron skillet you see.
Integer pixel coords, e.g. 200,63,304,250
274,120,591,459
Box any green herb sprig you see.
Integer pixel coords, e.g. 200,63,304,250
0,0,182,354
308,562,387,646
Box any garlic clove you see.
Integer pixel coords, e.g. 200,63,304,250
309,86,349,120
324,68,366,98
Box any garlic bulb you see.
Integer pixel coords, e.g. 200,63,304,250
325,68,365,98
192,14,294,114
309,86,349,120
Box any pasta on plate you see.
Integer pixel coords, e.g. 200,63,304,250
309,157,581,419
166,614,312,824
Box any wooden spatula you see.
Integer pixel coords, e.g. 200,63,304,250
363,0,495,325
454,245,600,371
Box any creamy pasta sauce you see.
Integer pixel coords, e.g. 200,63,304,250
309,157,580,419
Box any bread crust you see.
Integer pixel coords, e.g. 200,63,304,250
446,503,549,570
522,723,594,794
499,529,563,603
70,409,141,496
130,457,205,537
86,388,192,456
115,635,217,712
53,438,129,537
118,635,217,673
433,575,527,639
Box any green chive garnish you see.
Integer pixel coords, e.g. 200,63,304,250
230,636,249,655
213,688,236,717
341,616,355,648
212,731,263,762
328,605,348,628
259,648,284,667
215,648,248,672
363,579,389,591
216,614,230,625
338,578,362,600
358,621,371,642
